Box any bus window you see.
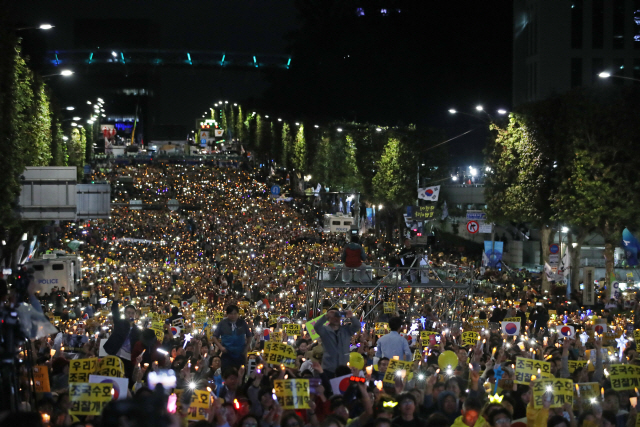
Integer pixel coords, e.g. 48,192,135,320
52,264,65,271
33,265,45,271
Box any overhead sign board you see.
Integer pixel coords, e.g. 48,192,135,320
466,210,486,220
19,167,77,220
76,184,111,219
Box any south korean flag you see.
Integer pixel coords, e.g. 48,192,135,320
417,186,440,202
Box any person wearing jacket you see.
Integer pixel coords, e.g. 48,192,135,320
315,308,360,378
341,235,371,281
451,399,483,427
103,294,140,379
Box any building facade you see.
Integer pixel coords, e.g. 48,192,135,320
513,0,640,106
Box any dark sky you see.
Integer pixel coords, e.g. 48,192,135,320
7,0,512,164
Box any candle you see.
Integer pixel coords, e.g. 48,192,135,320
366,366,373,376
42,413,50,424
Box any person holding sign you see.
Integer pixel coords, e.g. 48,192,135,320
211,304,252,372
375,317,411,361
315,308,360,379
103,284,140,379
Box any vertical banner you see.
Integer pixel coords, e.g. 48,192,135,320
582,267,595,306
484,241,504,268
33,365,51,392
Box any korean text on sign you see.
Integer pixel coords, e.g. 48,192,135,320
69,383,113,415
574,382,599,410
514,357,551,384
383,360,413,384
69,358,97,383
568,360,588,374
383,302,396,314
609,364,640,391
532,378,574,409
461,331,479,347
470,319,488,332
283,324,301,335
420,331,439,346
96,355,125,378
274,379,310,409
264,342,297,368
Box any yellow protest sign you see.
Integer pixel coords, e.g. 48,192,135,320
603,331,621,346
484,297,492,304
269,314,279,325
461,331,479,347
69,358,98,383
214,312,224,323
574,382,599,409
171,300,180,307
514,357,552,384
173,389,210,421
383,302,396,314
69,383,113,415
609,364,640,390
420,331,438,346
274,379,310,409
503,317,521,323
82,291,90,298
414,349,422,361
200,298,208,305
305,313,324,341
96,355,125,378
375,322,389,335
283,323,301,335
470,319,488,332
568,360,588,374
150,321,165,342
33,365,51,392
100,310,109,317
383,359,413,384
264,342,297,368
532,378,573,409
272,331,283,343
634,330,640,350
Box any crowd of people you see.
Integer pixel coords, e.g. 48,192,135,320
1,164,639,427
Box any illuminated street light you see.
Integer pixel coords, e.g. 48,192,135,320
337,128,343,132
598,71,640,83
598,72,611,78
39,24,54,30
448,109,457,114
72,116,81,121
71,122,77,127
376,128,382,131
497,109,507,115
60,70,74,76
475,105,483,111
66,106,75,110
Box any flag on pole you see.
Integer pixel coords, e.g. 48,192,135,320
559,248,571,278
441,200,448,220
417,186,440,201
622,228,640,267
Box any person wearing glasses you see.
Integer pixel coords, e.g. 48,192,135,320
488,408,512,427
392,393,425,427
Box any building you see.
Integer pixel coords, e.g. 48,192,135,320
513,0,640,106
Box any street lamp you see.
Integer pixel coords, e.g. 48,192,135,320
41,70,74,78
497,109,507,115
475,105,484,111
16,24,54,31
66,106,75,110
598,71,640,83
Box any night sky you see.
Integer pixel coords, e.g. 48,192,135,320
6,0,513,164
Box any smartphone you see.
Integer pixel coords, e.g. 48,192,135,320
148,370,177,391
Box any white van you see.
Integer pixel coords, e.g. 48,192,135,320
26,254,82,294
323,213,355,233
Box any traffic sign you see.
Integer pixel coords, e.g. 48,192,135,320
549,244,560,254
479,223,492,233
467,220,479,234
466,210,486,221
270,185,281,196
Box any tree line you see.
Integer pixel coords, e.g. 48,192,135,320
0,33,87,263
218,104,450,239
485,85,640,290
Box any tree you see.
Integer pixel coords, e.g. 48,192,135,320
22,77,52,166
69,126,86,180
281,122,293,168
50,114,67,166
485,113,558,289
372,135,416,240
292,124,307,173
550,87,640,289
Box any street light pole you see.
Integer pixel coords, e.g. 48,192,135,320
598,72,640,83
